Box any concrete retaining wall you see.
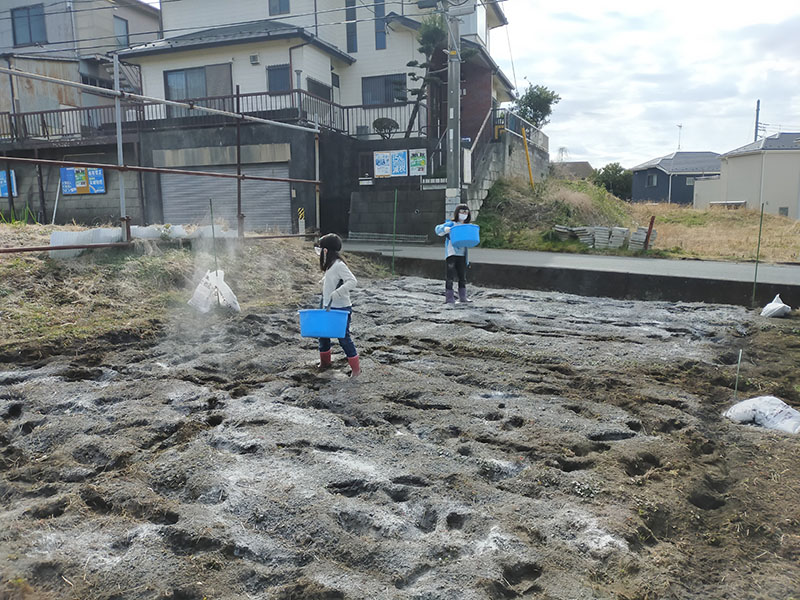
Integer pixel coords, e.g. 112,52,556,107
355,252,800,308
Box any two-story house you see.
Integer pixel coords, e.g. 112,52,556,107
693,132,800,219
632,151,721,205
120,0,513,141
0,0,160,116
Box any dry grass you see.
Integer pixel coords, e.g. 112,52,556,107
0,224,387,358
630,203,800,263
480,178,800,263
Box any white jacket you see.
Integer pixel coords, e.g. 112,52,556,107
322,259,357,308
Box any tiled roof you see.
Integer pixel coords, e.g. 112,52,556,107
120,19,354,64
632,151,721,174
722,132,800,157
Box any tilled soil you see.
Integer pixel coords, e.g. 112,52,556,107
1,277,799,600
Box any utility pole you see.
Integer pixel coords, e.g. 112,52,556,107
113,53,128,240
754,99,760,142
445,0,462,216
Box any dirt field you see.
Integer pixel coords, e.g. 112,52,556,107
2,262,799,599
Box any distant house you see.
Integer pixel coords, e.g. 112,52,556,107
632,151,720,204
551,161,593,180
694,133,800,219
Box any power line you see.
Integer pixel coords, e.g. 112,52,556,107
5,0,514,68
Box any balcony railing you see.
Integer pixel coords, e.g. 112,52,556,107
0,90,428,144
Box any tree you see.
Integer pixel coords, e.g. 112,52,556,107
512,84,560,129
592,162,633,200
373,117,399,140
404,15,447,138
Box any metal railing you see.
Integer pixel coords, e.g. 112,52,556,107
469,107,497,181
0,90,428,143
496,108,549,152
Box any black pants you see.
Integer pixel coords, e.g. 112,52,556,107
445,255,467,290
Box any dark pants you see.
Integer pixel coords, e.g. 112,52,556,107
445,255,467,290
318,307,358,358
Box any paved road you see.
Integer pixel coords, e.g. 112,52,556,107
345,241,800,286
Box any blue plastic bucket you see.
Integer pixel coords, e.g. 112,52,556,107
298,309,349,338
450,223,480,248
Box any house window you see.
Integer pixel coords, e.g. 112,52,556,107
332,73,340,88
81,75,113,89
375,0,386,50
307,78,332,101
345,0,357,53
269,0,290,15
164,64,232,115
362,74,406,105
114,16,129,47
685,177,694,186
12,4,47,46
267,64,291,92
779,207,789,217
645,174,657,187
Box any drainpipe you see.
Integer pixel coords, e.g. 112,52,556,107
758,148,767,211
4,55,17,140
68,0,79,57
667,173,673,204
289,42,308,110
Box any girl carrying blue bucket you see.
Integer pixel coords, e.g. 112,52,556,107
435,203,472,304
316,233,360,377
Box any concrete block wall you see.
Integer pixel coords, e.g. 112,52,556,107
349,189,444,240
465,132,549,217
0,148,143,226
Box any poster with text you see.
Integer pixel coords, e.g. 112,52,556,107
409,149,427,176
374,151,392,178
0,170,17,198
60,167,106,195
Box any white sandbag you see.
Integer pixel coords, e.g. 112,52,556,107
188,270,241,314
130,224,189,240
760,294,791,318
724,395,800,434
49,228,122,258
130,225,162,239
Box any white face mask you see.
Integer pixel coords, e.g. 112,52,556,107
458,212,468,222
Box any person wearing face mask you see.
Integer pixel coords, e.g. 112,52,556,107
434,203,473,304
314,233,360,377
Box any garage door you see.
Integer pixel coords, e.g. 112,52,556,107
160,164,291,232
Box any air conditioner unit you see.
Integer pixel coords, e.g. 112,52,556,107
249,54,260,65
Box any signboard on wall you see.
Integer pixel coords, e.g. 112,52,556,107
409,149,427,176
0,170,17,198
60,167,106,195
374,150,409,178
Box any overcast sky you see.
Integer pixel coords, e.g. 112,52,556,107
490,0,800,169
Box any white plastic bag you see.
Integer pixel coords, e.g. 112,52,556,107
188,270,241,313
760,294,791,318
724,396,800,434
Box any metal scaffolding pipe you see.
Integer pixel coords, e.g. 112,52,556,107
0,156,320,185
0,65,319,134
0,234,316,255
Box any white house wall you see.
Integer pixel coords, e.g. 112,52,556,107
718,151,800,220
161,0,320,38
75,0,159,54
722,154,762,207
692,177,722,209
763,151,800,220
137,39,309,99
